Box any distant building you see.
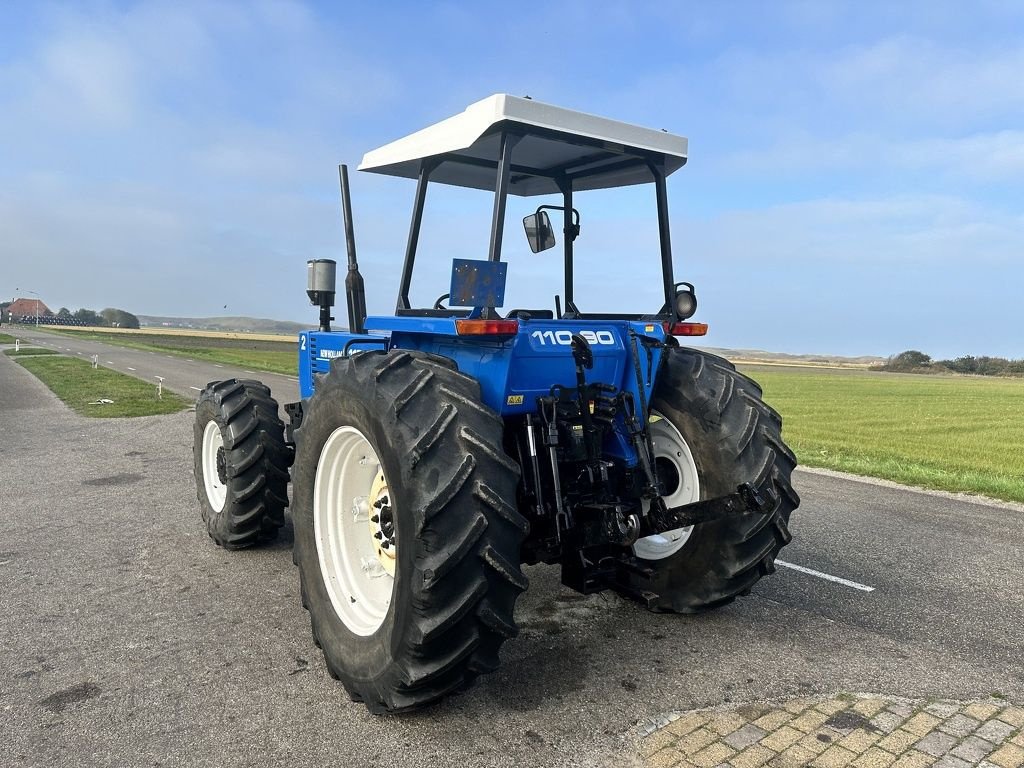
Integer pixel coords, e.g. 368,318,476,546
9,297,53,319
6,298,94,326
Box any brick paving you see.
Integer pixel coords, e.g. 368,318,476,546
637,695,1024,768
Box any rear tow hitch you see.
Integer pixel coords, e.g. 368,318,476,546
649,481,777,533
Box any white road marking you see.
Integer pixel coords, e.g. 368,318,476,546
189,386,202,391
214,364,223,368
775,560,875,592
244,370,255,374
187,359,194,362
127,367,136,371
106,361,114,365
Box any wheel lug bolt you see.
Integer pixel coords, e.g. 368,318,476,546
370,514,379,523
381,541,390,550
373,531,382,540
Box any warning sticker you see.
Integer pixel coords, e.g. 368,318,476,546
506,394,524,406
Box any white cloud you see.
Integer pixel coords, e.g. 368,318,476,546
0,1,403,320
820,36,1024,119
688,194,1024,265
672,192,1024,357
722,130,1024,181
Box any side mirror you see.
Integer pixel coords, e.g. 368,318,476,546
523,211,556,253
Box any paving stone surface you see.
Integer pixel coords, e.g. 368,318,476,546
637,695,1024,768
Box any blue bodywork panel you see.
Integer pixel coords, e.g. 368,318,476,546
297,329,388,396
298,316,670,469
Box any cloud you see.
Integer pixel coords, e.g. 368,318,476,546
711,33,1024,122
0,1,1021,360
675,192,1024,356
0,1,403,319
688,194,1024,265
820,36,1024,121
721,130,1024,182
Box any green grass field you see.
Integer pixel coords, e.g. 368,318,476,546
45,328,297,375
0,332,17,344
16,355,190,417
744,365,1024,504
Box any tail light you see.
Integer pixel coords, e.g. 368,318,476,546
663,322,709,337
454,319,519,336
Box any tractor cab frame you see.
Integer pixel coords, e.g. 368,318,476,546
357,93,690,321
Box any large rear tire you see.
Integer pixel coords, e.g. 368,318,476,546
623,348,799,612
193,379,291,549
291,351,528,713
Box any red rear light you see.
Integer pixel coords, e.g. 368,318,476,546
454,319,519,336
664,322,709,336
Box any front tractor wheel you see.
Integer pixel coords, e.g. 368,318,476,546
193,379,292,548
622,348,800,612
291,350,528,713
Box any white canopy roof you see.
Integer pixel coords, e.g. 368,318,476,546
358,94,688,196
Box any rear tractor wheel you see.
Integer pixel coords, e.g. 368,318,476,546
291,350,528,713
193,379,292,548
622,348,800,612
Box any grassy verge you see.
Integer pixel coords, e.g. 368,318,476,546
43,328,297,375
744,365,1024,504
0,332,17,343
15,355,190,417
5,347,59,357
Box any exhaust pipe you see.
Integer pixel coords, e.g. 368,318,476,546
338,164,367,335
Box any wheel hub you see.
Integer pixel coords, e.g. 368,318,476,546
216,446,228,485
368,471,396,576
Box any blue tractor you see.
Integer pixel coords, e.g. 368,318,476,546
193,95,799,713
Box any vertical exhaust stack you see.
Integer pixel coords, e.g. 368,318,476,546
306,259,337,332
338,164,367,335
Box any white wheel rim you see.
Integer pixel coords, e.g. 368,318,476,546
201,420,227,513
633,411,700,561
313,426,395,636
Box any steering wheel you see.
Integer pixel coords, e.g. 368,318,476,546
433,293,450,310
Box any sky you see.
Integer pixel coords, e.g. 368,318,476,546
1,1,1022,358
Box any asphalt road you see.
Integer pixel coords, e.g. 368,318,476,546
1,338,1022,768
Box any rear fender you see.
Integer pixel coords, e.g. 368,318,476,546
298,331,389,398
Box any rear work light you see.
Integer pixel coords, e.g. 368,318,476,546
664,322,709,336
454,319,520,336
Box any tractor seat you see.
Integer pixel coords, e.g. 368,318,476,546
505,309,554,320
